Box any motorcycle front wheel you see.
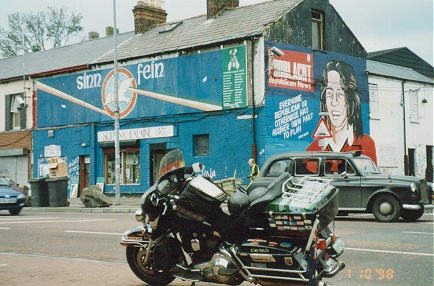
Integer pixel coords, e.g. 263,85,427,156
126,246,175,286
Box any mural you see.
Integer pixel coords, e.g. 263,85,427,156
265,41,376,162
36,46,247,127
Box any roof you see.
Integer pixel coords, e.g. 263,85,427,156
368,47,434,79
0,32,134,82
95,0,302,64
367,60,433,84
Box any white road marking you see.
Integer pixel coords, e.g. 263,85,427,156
0,218,115,224
0,216,62,221
346,247,434,256
0,227,11,230
401,231,433,235
65,230,123,235
0,252,126,265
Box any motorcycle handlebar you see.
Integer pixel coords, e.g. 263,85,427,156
168,198,177,211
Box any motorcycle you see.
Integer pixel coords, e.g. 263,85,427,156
121,149,345,286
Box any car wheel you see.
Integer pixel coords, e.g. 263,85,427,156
400,209,424,222
372,194,400,222
9,208,21,216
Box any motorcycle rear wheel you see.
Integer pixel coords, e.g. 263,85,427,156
126,247,175,286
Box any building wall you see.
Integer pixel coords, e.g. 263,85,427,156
32,111,254,194
264,0,366,59
0,80,33,186
369,75,434,180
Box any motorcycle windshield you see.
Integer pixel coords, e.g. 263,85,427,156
158,149,185,180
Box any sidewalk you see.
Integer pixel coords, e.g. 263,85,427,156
22,195,142,213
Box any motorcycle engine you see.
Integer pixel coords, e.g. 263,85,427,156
210,253,239,284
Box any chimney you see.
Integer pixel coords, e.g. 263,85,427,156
106,26,119,36
133,0,167,34
207,0,239,19
88,31,99,39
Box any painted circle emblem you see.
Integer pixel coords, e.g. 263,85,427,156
101,68,137,118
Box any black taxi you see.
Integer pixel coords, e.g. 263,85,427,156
248,151,434,222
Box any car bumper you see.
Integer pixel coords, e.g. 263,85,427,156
402,202,434,211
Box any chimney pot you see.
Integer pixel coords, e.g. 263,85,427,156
133,1,167,34
88,31,99,39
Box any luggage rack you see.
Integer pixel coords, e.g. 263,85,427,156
281,176,333,203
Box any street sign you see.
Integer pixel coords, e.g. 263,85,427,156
312,118,332,139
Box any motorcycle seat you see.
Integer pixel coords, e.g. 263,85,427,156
249,172,291,214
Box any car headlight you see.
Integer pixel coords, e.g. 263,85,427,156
18,193,26,199
410,183,416,192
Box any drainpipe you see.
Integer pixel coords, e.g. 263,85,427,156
401,80,408,175
251,37,257,162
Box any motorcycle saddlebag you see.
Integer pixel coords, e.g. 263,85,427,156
178,176,227,213
236,236,310,281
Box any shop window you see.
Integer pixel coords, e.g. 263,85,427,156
104,148,140,184
312,10,324,50
194,134,209,156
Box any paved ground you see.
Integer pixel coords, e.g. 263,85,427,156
24,195,142,213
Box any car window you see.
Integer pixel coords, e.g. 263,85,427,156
0,177,9,185
324,159,355,175
295,158,319,175
265,160,291,177
353,157,381,174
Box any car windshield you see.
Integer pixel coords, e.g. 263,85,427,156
353,158,381,174
0,177,15,186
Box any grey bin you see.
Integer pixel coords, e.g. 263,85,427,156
46,177,69,207
29,177,49,207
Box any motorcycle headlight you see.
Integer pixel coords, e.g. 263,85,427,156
410,183,416,192
135,209,144,222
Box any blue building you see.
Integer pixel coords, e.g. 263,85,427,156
30,0,369,195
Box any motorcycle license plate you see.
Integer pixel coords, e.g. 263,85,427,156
331,238,345,254
0,198,17,204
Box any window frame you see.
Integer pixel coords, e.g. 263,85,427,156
193,134,210,156
311,10,324,50
103,147,140,185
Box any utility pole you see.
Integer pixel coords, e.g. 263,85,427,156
113,0,120,205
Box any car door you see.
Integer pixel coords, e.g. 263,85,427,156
322,158,363,210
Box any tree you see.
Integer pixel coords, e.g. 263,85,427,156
0,6,84,58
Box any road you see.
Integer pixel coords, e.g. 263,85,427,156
0,210,433,286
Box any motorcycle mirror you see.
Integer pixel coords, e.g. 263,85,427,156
192,162,204,173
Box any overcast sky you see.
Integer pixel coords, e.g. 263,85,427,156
1,0,432,65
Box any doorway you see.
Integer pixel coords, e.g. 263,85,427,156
150,144,170,185
79,155,90,196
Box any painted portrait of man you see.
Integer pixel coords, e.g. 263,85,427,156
307,60,377,163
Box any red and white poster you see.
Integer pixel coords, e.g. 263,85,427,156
268,49,314,92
